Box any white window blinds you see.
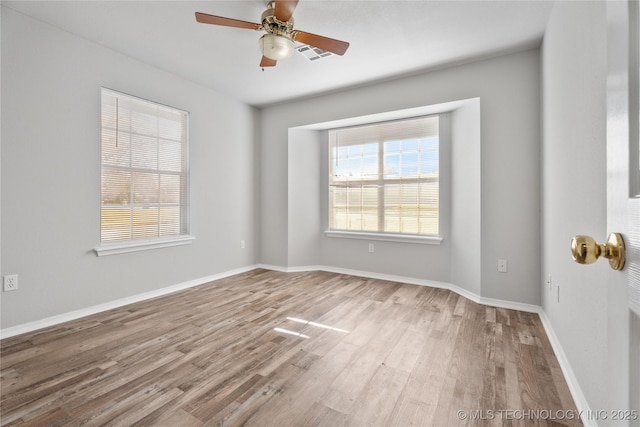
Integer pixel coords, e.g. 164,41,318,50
100,88,189,243
329,115,439,236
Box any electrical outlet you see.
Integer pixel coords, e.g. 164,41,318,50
3,274,18,292
497,259,507,273
240,240,246,249
368,243,375,253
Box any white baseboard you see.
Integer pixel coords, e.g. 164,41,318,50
258,263,541,313
0,265,259,340
0,262,591,426
537,311,595,427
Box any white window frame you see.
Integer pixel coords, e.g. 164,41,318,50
94,88,194,256
325,114,449,245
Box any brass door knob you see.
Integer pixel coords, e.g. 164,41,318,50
571,233,625,271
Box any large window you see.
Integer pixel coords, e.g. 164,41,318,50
99,88,190,249
328,116,439,236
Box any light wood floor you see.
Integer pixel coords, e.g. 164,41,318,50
1,269,581,426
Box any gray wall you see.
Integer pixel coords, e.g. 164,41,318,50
0,8,259,328
261,50,541,304
541,0,609,416
287,129,322,267
450,101,481,296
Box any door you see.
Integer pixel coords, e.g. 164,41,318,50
607,0,640,423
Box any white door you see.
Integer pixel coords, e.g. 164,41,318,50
607,1,640,423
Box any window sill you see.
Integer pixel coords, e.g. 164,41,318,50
324,230,442,245
94,235,195,256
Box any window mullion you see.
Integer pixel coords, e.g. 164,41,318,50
378,139,384,232
156,110,161,239
128,102,134,241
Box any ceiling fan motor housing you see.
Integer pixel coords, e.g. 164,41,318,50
259,1,295,60
261,2,294,34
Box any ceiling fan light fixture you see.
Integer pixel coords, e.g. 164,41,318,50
259,33,295,60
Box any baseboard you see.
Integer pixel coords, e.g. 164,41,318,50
477,295,542,314
0,264,259,340
537,311,595,427
257,264,324,273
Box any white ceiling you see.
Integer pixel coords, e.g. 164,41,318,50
4,0,555,107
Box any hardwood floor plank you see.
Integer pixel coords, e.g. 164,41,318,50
0,269,582,426
0,367,104,425
322,319,408,414
300,402,347,427
15,406,75,427
213,360,305,426
384,327,427,373
241,340,363,424
138,409,204,427
388,394,437,427
345,364,410,426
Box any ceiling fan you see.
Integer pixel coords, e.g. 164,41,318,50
195,0,350,68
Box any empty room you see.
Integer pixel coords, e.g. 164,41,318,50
1,0,638,426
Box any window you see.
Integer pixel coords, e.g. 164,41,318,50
97,88,191,254
328,116,440,237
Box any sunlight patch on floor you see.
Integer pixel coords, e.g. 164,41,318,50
286,317,350,333
273,327,310,339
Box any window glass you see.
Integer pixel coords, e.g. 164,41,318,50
329,116,439,236
100,88,189,243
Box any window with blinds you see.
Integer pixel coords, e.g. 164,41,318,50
328,116,439,236
100,88,189,243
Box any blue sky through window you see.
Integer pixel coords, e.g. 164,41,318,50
333,136,438,179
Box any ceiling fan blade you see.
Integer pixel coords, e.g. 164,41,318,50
195,12,260,30
294,31,350,56
274,0,299,22
260,56,277,67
